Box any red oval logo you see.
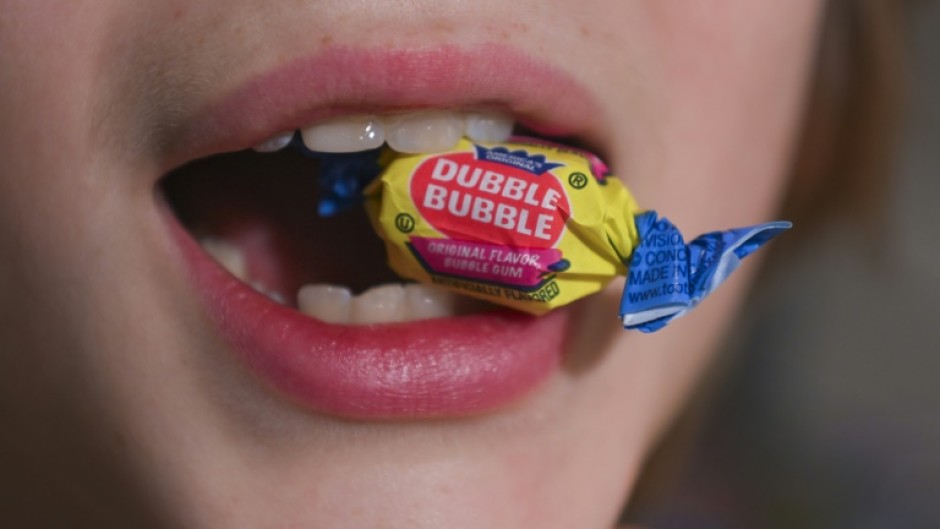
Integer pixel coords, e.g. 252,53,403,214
410,152,570,248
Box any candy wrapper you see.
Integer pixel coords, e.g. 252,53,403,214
315,137,789,332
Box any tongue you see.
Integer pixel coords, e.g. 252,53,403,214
163,149,397,298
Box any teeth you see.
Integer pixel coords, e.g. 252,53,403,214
198,239,481,323
199,238,248,280
267,291,287,305
300,115,385,153
405,284,456,320
295,282,468,324
382,111,464,153
464,112,514,143
298,284,353,324
350,284,407,325
294,110,515,154
252,132,294,153
250,281,286,305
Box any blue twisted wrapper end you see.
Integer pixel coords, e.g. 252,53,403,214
291,135,383,217
620,211,791,333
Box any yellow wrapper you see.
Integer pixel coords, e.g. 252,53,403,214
364,138,642,315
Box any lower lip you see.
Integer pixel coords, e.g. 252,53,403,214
161,203,570,419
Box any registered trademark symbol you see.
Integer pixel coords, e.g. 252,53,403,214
568,172,589,189
395,213,416,233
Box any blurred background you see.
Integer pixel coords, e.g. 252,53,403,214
628,3,940,528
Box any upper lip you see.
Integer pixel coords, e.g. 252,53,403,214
163,43,610,169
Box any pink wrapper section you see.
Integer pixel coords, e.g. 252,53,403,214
410,237,561,288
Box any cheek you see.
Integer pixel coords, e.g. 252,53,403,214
0,1,164,421
613,1,824,232
560,0,824,494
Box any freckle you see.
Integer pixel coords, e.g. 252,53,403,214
435,482,453,496
321,35,334,45
433,20,456,34
500,30,511,40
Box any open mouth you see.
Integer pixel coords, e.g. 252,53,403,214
156,46,608,420
162,111,522,324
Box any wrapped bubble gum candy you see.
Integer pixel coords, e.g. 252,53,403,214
329,137,789,332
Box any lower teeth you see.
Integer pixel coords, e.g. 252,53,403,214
298,282,463,324
199,238,474,324
200,237,248,281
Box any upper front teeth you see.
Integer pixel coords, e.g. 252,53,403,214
382,111,463,154
251,131,294,153
255,110,515,154
463,112,514,143
300,115,385,153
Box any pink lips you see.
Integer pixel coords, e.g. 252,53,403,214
169,212,568,419
171,45,604,165
164,45,600,419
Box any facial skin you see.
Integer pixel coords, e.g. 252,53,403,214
0,1,821,528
